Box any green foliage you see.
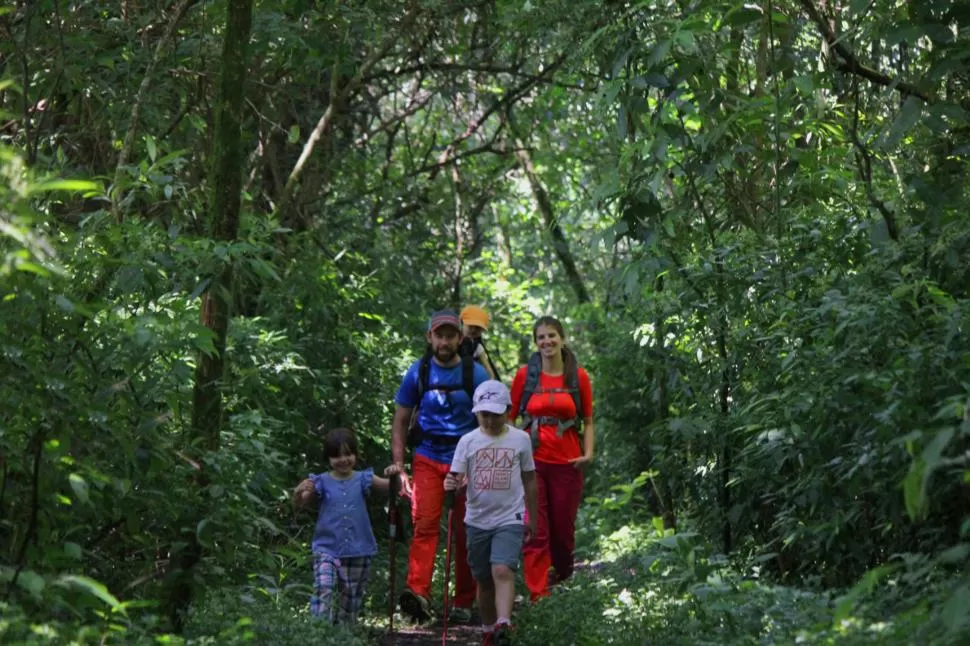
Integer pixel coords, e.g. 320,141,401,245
4,0,970,640
516,518,969,646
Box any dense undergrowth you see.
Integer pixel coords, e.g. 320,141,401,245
4,503,967,645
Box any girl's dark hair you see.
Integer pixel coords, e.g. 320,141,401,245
532,316,578,376
323,427,358,459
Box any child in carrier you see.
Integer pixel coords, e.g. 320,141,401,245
445,380,538,645
460,305,500,380
293,427,401,625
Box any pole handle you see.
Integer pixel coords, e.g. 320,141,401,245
444,472,458,509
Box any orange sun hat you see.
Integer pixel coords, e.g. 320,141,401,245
460,305,490,330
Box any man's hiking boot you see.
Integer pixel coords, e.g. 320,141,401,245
398,588,432,622
448,606,472,624
493,622,513,646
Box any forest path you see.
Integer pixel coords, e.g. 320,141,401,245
381,621,483,645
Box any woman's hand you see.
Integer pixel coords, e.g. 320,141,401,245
568,453,593,470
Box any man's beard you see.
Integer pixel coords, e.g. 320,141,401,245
434,347,457,362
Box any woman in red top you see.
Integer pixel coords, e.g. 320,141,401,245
509,316,594,602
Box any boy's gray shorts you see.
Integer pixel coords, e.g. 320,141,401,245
465,523,525,582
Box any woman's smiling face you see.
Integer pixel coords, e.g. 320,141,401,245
535,324,563,357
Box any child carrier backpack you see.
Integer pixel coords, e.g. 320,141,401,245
459,336,501,381
406,347,476,449
516,351,583,449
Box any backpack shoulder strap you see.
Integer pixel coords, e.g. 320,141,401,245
518,352,542,417
416,348,433,403
461,355,475,398
567,363,583,421
479,338,501,381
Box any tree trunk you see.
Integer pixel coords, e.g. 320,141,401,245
652,274,678,530
166,0,252,630
513,139,591,304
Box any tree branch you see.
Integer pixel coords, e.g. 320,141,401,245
851,84,899,241
111,0,197,222
364,61,597,91
797,0,931,103
511,125,591,304
273,10,420,220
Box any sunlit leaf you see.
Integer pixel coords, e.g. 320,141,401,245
57,575,124,612
69,473,90,504
26,179,100,195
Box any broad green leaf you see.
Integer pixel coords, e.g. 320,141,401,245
288,125,300,144
26,179,100,195
69,474,90,504
16,570,46,598
13,260,51,277
146,136,157,163
942,583,970,633
720,6,762,28
647,40,671,67
55,295,75,313
938,543,969,564
833,564,895,624
197,518,212,544
903,459,926,522
57,575,124,612
64,542,83,560
883,96,924,149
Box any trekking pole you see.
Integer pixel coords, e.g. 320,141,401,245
441,486,456,646
388,474,401,640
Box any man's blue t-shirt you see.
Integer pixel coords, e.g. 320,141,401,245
309,469,377,558
396,357,490,464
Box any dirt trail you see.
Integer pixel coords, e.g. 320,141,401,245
381,621,483,645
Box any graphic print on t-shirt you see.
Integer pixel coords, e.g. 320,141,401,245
473,448,514,490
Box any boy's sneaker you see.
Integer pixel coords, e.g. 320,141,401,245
399,588,432,622
449,606,473,624
493,622,514,646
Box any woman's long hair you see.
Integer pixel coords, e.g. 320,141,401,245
532,315,578,376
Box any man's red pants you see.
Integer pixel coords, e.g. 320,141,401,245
405,454,476,607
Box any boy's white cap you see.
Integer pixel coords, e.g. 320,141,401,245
472,380,511,414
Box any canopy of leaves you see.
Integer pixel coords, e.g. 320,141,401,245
1,0,969,642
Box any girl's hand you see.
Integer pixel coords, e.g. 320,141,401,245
293,479,317,508
384,464,402,477
568,453,593,470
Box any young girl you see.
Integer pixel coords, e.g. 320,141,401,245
293,427,401,625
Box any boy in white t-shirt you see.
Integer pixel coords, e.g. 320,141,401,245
445,380,538,646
